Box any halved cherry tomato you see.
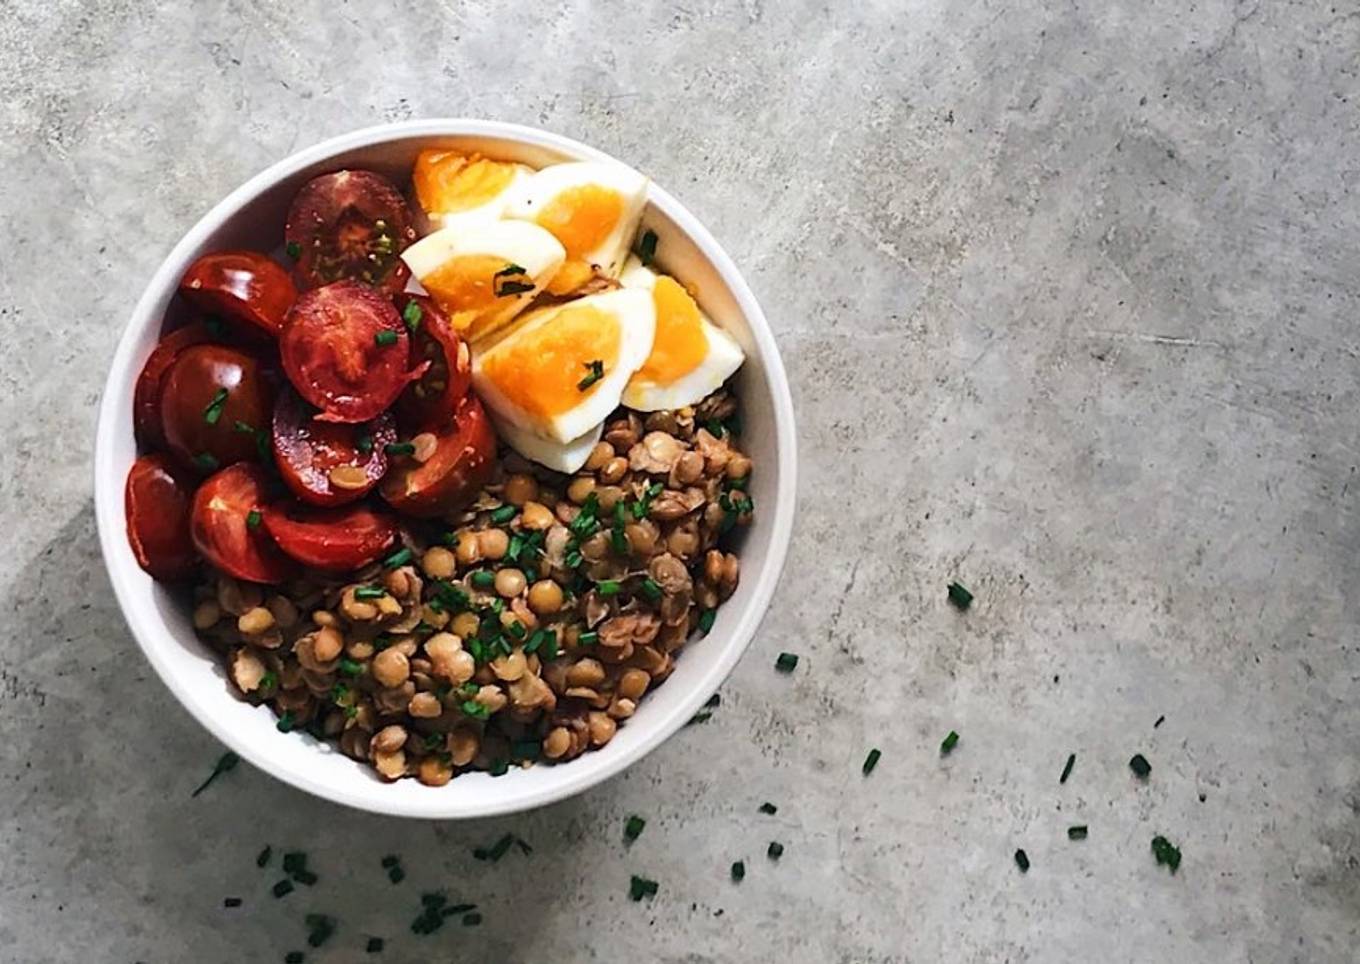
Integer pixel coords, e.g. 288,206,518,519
381,393,497,518
133,322,214,448
284,170,415,294
271,386,395,507
279,281,425,423
394,293,472,430
125,454,198,580
261,501,399,571
190,463,295,583
179,250,297,338
160,344,272,472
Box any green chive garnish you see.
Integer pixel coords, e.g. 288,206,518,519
697,609,716,635
940,730,960,755
1060,753,1076,784
1151,834,1181,872
356,433,374,455
354,585,386,600
639,578,663,601
758,802,777,815
461,700,489,720
495,280,535,297
1130,753,1151,779
470,570,495,589
285,240,301,259
862,748,881,775
767,841,784,859
223,896,241,907
284,952,303,964
636,228,658,266
383,546,413,568
375,330,398,347
577,359,605,391
387,865,405,884
305,914,335,947
947,581,973,610
256,845,272,867
403,301,423,330
1014,849,1030,873
193,452,219,472
489,504,516,524
202,387,229,425
495,262,526,278
381,855,399,869
366,937,384,953
596,579,621,596
487,758,510,776
577,630,598,646
190,751,239,798
272,879,294,898
628,875,659,901
730,860,745,882
624,815,646,841
276,711,295,733
385,441,416,457
1068,825,1088,840
462,913,482,926
774,652,798,673
246,509,262,530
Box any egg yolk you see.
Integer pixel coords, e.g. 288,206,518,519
544,260,597,296
630,277,707,386
535,185,623,261
413,150,518,215
481,304,621,418
421,254,528,341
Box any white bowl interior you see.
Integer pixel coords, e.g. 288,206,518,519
93,121,796,818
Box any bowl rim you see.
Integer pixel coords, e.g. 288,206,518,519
93,118,797,818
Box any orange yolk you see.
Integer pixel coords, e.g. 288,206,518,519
421,254,527,341
631,277,707,386
545,260,597,296
413,150,518,215
535,185,623,260
481,305,621,418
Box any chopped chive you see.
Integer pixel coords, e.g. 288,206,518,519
505,533,525,562
730,860,745,882
576,359,605,391
282,851,306,875
487,758,510,777
507,620,526,639
245,509,262,530
494,262,527,278
577,630,598,646
640,578,663,601
232,419,257,435
338,658,363,677
256,845,272,868
285,240,301,259
385,441,416,457
356,433,373,455
947,581,974,610
305,914,335,947
636,228,659,266
940,730,960,755
284,953,303,964
387,865,405,884
624,815,646,841
489,504,516,524
461,700,490,720
272,879,294,898
1154,714,1166,729
470,570,495,589
473,833,516,863
383,546,413,568
193,452,219,472
375,330,398,347
1014,849,1030,873
190,750,239,798
402,301,422,330
510,740,540,761
767,841,784,859
862,748,881,775
1068,825,1088,841
495,280,535,297
276,711,295,733
366,937,384,953
697,609,716,635
596,579,621,596
1151,834,1182,873
629,875,659,901
354,585,386,600
1130,753,1152,779
462,912,482,926
564,550,583,569
705,418,726,438
223,896,242,907
1060,753,1076,784
774,652,799,673
758,802,777,815
202,387,229,425
380,855,399,869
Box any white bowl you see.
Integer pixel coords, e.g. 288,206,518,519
93,120,796,818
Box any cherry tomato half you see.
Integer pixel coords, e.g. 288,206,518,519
271,386,396,507
190,463,295,584
179,250,297,337
280,281,425,423
261,501,399,571
394,293,472,431
380,392,497,518
125,454,198,580
133,322,214,448
160,344,272,473
284,170,415,294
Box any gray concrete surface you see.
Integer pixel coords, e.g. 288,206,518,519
2,0,1358,961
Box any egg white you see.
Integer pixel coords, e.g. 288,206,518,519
471,287,657,444
492,414,603,474
503,161,649,280
616,256,746,411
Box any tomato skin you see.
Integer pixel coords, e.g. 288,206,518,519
160,344,272,472
271,386,396,507
125,454,199,580
190,463,295,584
179,250,297,337
394,294,472,431
261,501,399,571
381,393,497,518
280,281,425,424
133,322,214,448
284,170,415,294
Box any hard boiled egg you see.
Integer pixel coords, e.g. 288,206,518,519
491,414,603,474
503,161,648,296
401,220,565,345
411,149,532,231
617,257,745,411
472,287,656,445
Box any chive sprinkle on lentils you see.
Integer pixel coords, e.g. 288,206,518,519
1130,753,1152,779
862,747,882,775
940,730,960,755
947,581,974,610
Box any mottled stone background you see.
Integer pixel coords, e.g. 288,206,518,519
1,1,1358,961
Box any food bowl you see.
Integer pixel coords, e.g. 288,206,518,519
93,120,796,818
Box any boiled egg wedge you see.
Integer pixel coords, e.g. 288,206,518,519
472,287,656,445
411,149,532,231
617,257,745,411
503,161,648,295
401,220,565,345
490,414,604,474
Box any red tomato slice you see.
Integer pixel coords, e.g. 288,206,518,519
280,281,426,423
261,501,399,571
271,386,396,506
394,293,472,431
125,454,199,581
284,170,415,294
160,344,272,473
380,393,497,518
133,322,214,448
190,463,295,584
179,250,297,337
